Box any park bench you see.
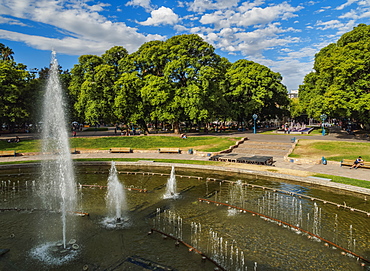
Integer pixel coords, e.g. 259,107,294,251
341,159,370,169
110,147,132,153
0,150,16,157
158,148,181,154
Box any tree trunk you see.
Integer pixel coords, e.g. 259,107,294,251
173,121,180,134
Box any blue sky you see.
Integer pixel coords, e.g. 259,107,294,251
0,0,369,91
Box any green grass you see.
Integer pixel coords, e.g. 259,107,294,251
290,140,370,161
74,158,219,165
0,136,241,153
313,174,370,189
0,139,41,153
0,158,219,166
70,136,240,152
0,160,42,165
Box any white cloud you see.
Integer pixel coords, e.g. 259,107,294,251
315,19,356,36
199,2,302,29
316,20,341,30
125,0,153,12
336,0,358,10
339,9,359,19
139,6,179,26
0,15,27,26
177,1,185,8
0,0,163,55
238,0,265,13
197,23,300,58
188,0,239,13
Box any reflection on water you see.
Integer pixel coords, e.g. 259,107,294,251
0,164,369,271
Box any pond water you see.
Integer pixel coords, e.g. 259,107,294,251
0,164,369,270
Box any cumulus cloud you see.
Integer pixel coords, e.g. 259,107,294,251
139,6,179,26
336,0,358,10
0,15,27,26
188,0,239,13
0,0,163,55
199,2,302,29
125,0,153,12
198,23,300,58
315,19,356,36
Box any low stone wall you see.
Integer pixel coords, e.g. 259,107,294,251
218,137,249,154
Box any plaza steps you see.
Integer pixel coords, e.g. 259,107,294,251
230,141,293,158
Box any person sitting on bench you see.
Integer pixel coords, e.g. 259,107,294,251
351,156,364,169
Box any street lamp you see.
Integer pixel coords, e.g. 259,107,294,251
320,114,327,136
252,114,258,134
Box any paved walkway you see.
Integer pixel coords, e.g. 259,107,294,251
1,127,369,184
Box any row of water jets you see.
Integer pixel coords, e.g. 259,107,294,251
216,179,359,253
153,208,257,271
1,165,359,259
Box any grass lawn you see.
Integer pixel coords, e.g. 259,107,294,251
289,139,370,161
0,136,241,153
0,139,41,153
0,158,220,166
73,158,219,165
313,174,370,189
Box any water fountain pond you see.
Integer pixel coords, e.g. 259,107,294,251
0,163,369,270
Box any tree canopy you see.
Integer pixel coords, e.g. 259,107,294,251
298,24,370,124
2,36,291,133
69,34,289,132
224,59,289,124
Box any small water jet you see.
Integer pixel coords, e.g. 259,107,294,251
104,161,128,227
164,166,178,199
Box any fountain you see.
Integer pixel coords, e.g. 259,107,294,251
0,165,369,270
0,52,369,268
31,51,78,262
104,161,127,226
163,166,178,199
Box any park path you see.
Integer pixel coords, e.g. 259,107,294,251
0,126,369,182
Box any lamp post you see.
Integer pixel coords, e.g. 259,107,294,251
252,114,258,134
320,114,327,136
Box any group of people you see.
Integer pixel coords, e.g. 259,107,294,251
7,136,20,143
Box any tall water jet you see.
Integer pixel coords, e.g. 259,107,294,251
105,161,127,224
164,166,178,199
38,51,77,248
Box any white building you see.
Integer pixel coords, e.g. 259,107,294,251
288,89,298,99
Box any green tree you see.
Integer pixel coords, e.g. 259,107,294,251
299,24,370,124
0,60,36,130
0,43,14,61
154,34,226,132
69,47,128,124
224,59,289,126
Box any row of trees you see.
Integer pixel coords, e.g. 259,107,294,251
2,24,370,133
294,24,370,127
68,34,289,133
1,35,290,133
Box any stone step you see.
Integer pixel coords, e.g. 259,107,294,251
237,145,291,151
231,150,288,157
